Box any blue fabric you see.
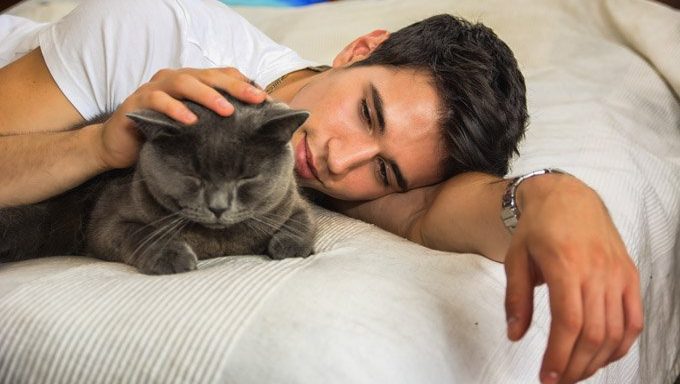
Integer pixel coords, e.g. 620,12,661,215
220,0,327,7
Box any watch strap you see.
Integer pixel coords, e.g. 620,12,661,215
501,168,568,233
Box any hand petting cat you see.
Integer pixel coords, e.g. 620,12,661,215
94,67,268,170
0,90,315,274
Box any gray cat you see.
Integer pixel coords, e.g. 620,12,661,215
0,92,315,274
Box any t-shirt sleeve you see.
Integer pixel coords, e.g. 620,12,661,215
0,15,46,68
38,0,316,120
176,0,317,90
38,0,189,119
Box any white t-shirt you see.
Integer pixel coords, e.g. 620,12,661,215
0,0,316,119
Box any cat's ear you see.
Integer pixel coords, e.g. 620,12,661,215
259,108,310,143
126,110,182,140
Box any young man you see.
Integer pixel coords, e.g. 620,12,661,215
0,0,641,383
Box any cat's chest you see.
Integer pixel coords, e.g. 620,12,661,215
179,222,271,259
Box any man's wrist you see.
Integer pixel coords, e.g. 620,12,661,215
515,172,574,212
501,169,571,233
76,123,111,173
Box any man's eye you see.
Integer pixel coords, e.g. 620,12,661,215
361,98,372,128
377,158,388,186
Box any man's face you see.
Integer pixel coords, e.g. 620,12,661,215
288,65,445,201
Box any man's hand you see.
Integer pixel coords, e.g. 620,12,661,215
337,172,643,383
95,67,268,169
504,174,643,384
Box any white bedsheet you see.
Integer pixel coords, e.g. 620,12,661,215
1,0,679,383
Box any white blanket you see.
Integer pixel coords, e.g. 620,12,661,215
1,0,679,383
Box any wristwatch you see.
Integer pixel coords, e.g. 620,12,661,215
500,168,568,234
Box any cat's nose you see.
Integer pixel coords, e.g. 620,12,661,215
209,206,227,218
206,189,231,218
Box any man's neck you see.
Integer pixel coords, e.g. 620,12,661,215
267,68,323,104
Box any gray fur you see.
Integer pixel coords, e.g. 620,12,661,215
0,92,315,274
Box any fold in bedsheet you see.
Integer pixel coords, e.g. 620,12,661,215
2,0,679,383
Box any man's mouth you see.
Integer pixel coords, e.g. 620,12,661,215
295,133,318,181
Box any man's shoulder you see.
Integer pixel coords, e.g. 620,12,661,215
174,0,271,45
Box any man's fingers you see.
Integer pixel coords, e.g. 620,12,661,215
582,287,625,379
198,68,267,104
165,73,235,116
609,279,643,362
540,273,582,384
216,66,251,81
504,243,534,341
147,67,268,119
138,90,197,125
560,281,606,383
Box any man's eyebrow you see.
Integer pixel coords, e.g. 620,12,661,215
370,82,408,192
370,83,386,134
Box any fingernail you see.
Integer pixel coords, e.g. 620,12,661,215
540,371,559,384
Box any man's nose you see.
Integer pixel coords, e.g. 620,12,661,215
327,137,380,175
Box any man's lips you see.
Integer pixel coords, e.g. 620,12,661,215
295,133,318,181
305,136,320,180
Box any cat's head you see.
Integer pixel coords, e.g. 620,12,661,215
126,93,309,229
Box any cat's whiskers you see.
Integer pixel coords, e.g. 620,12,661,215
129,217,184,263
129,211,183,239
243,217,275,235
141,218,187,257
249,217,290,240
128,218,180,262
156,218,190,255
261,212,310,228
243,220,273,238
250,215,307,241
258,213,310,234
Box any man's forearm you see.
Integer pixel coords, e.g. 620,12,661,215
410,171,591,263
0,124,107,207
331,172,511,262
407,173,511,262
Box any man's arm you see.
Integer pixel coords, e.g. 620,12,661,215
332,172,510,261
0,48,106,207
0,48,83,135
0,124,107,207
335,171,642,384
0,48,269,208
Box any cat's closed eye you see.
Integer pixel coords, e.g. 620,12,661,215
184,175,203,188
239,175,261,184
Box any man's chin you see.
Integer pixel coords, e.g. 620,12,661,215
296,179,368,202
295,177,316,189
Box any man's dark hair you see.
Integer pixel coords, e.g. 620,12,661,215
351,14,527,178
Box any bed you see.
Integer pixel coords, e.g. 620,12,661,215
1,0,679,383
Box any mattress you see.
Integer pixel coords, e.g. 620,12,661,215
1,0,679,383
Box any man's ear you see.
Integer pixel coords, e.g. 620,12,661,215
332,29,390,67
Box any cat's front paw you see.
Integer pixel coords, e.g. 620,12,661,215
267,232,313,260
136,241,198,275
